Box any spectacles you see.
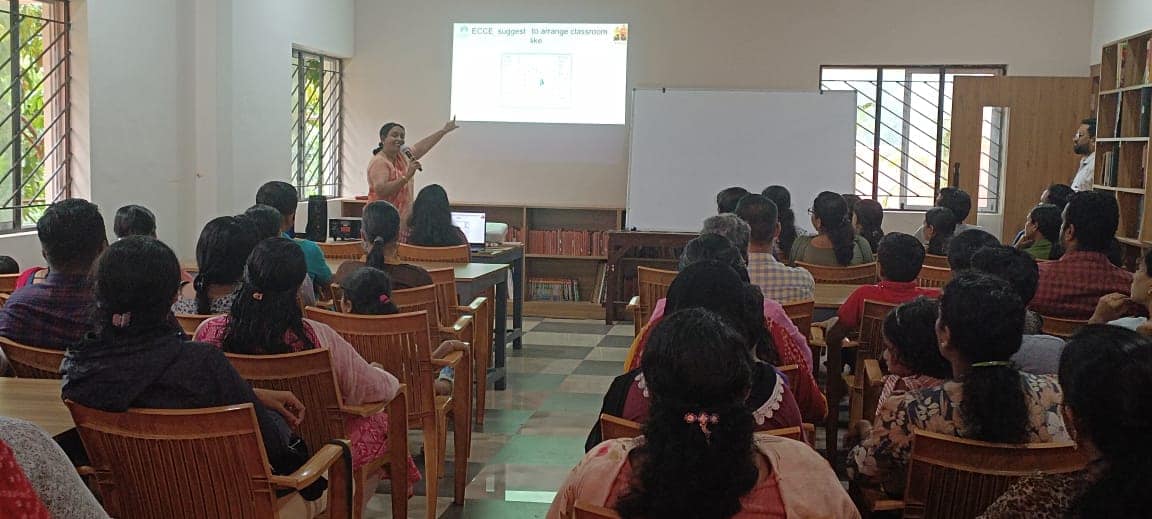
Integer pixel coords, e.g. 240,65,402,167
1074,131,1089,139
807,208,814,215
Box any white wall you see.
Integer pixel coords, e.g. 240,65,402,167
344,0,1096,209
1091,0,1152,62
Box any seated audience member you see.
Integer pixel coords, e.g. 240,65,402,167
406,184,469,252
853,199,885,254
762,185,807,262
0,199,106,349
332,201,432,289
0,256,17,275
246,204,317,307
790,191,873,267
1041,183,1074,211
716,186,749,214
551,309,856,519
1032,191,1133,320
923,206,959,256
1090,247,1152,333
947,228,1000,272
980,325,1152,518
701,213,751,261
847,273,1068,495
256,181,333,286
825,233,939,353
630,259,826,422
0,417,108,518
842,193,862,213
874,298,951,414
172,216,259,315
588,262,805,450
1015,204,1064,261
60,237,326,506
194,238,420,507
914,187,979,243
341,266,468,396
735,194,815,303
112,204,156,239
971,246,1066,375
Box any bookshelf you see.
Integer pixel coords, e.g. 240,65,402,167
450,203,624,319
1094,28,1152,265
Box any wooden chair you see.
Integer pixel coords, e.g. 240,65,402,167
631,266,678,335
922,253,950,268
853,358,886,424
780,299,823,375
396,243,470,264
66,401,353,519
174,313,219,336
599,413,642,441
902,431,1088,519
762,426,804,441
0,337,64,379
830,299,897,461
0,273,19,294
318,241,365,260
0,292,9,307
575,502,621,519
796,261,878,285
303,307,471,518
1040,315,1088,339
916,265,952,288
425,267,493,424
225,349,410,519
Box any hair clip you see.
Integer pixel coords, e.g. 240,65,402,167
111,312,131,328
683,412,720,437
379,293,391,304
252,292,264,301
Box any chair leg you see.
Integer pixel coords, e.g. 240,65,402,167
423,418,441,519
475,331,490,426
353,467,365,519
452,408,471,504
388,399,409,519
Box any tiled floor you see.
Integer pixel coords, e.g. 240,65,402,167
366,318,632,518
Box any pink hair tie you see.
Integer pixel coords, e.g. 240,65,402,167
683,412,719,437
379,294,391,304
111,313,131,328
252,292,264,301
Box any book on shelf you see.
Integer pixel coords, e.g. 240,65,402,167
1141,88,1152,137
526,229,610,256
1101,149,1116,187
592,263,608,305
1115,93,1124,138
527,277,581,302
1119,41,1130,88
1147,39,1152,84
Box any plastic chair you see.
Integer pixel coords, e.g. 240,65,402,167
425,267,493,424
225,349,410,519
303,307,471,518
396,243,470,264
796,261,878,285
0,337,64,379
66,401,353,519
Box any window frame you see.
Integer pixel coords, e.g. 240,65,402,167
291,48,343,201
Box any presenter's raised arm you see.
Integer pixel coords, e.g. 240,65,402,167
411,117,459,159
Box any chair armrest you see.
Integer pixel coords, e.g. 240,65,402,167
269,441,347,490
863,359,884,387
340,400,387,417
457,296,487,314
441,315,474,335
431,350,465,369
76,466,95,477
626,296,640,312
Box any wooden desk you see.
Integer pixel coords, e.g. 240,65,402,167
0,378,71,436
328,260,513,390
604,231,696,324
814,284,857,309
465,245,524,351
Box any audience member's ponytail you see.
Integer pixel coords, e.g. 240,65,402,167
92,237,183,340
763,186,798,257
1061,325,1152,518
191,216,259,315
615,309,758,519
342,266,400,315
940,273,1029,443
221,238,315,355
361,201,402,270
812,191,856,266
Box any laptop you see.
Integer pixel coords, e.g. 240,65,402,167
451,211,487,251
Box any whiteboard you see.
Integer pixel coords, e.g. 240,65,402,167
626,89,856,232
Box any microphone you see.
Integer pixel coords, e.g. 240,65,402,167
401,145,422,170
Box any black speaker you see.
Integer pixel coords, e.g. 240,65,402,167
304,195,328,242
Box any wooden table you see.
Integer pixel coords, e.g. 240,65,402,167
814,284,857,309
604,231,696,324
467,245,524,351
0,378,72,436
328,259,513,390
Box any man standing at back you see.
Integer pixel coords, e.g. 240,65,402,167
735,194,814,303
1070,118,1096,192
255,181,332,286
1031,191,1130,320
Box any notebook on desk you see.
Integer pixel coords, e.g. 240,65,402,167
452,212,487,252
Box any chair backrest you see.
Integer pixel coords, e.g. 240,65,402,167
304,307,438,420
396,243,469,264
903,430,1088,519
861,358,885,424
762,426,804,441
636,266,678,327
796,261,878,285
66,402,281,519
317,240,365,260
391,284,442,327
575,502,622,519
225,349,346,460
780,299,815,341
776,364,800,389
916,265,953,289
599,413,641,442
858,299,899,359
0,337,63,379
922,254,950,269
0,273,19,293
1040,315,1088,339
0,292,8,307
174,313,219,336
425,267,459,326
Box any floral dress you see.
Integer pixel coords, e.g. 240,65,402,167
847,372,1068,496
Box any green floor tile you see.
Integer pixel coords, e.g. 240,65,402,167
487,434,587,466
539,391,605,413
439,499,552,518
475,409,535,434
502,373,568,391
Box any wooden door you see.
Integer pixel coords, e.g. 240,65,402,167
950,77,1092,238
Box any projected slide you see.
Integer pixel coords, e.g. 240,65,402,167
451,23,628,125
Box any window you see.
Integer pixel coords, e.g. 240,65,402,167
0,0,69,232
291,49,342,199
820,66,1006,212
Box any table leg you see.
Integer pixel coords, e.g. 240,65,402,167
494,279,508,391
512,255,524,350
825,338,843,466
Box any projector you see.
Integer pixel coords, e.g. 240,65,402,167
329,218,362,241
